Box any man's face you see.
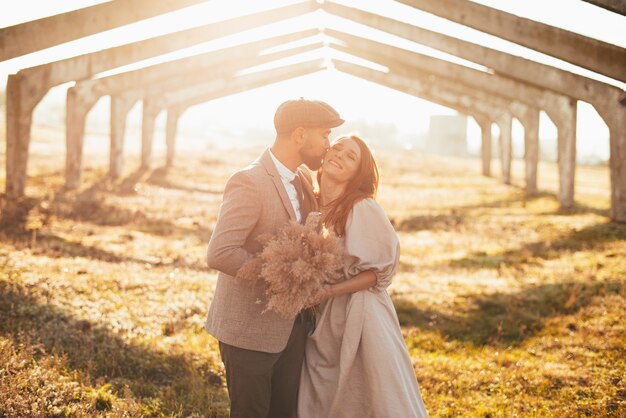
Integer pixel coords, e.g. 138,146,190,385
299,127,331,170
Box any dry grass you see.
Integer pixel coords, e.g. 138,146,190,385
0,125,624,417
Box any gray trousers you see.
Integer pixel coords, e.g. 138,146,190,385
219,312,311,418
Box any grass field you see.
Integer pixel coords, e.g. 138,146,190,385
0,125,624,417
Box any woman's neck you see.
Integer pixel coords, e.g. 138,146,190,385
319,176,347,209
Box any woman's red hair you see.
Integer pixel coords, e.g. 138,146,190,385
317,135,379,236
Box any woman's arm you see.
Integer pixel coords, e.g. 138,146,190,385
327,269,376,298
307,269,377,306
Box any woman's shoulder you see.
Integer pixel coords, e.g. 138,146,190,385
349,198,390,225
353,197,385,214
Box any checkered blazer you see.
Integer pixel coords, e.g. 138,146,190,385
205,149,317,353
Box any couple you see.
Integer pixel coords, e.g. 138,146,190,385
205,98,428,418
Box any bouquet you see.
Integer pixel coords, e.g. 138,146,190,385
236,212,345,317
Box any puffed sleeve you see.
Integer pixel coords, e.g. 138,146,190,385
343,198,400,291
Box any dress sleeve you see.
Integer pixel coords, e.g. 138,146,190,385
343,198,400,291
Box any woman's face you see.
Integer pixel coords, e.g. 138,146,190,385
322,137,362,184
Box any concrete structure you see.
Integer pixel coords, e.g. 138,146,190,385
64,32,319,188
0,0,206,61
582,0,626,15
396,0,626,83
323,3,625,218
2,1,625,221
5,2,316,198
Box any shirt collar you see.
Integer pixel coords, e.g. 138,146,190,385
268,149,297,182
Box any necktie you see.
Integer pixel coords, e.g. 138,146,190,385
290,175,306,223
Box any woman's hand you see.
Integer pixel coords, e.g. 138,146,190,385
306,284,333,307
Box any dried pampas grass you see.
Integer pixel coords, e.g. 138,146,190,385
237,212,344,317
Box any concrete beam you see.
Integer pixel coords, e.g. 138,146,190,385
329,31,576,206
161,60,326,164
583,1,626,17
333,53,539,190
324,3,625,215
330,59,517,180
64,37,320,188
322,3,625,110
0,0,206,61
323,2,624,139
395,0,626,83
5,2,315,198
70,30,318,103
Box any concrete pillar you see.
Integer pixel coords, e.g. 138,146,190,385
65,88,98,190
141,100,161,169
5,73,47,199
165,109,181,167
515,108,540,195
552,98,578,208
475,116,492,177
605,106,626,222
496,114,512,185
109,94,138,179
5,74,32,199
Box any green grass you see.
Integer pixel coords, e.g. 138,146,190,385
0,131,624,417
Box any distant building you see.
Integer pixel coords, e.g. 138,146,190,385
428,115,468,157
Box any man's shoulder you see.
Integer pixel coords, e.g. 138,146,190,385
228,157,268,185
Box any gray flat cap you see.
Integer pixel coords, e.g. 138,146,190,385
274,98,344,134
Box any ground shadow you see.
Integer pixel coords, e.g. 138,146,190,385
146,166,223,195
392,279,623,347
0,169,213,243
0,278,227,416
450,221,626,270
0,228,210,272
447,189,610,218
391,212,465,232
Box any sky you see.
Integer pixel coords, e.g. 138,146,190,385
1,0,624,161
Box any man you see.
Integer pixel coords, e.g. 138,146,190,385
205,98,344,417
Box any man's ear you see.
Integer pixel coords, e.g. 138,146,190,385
293,127,306,146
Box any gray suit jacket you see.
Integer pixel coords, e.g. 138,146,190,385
205,149,318,353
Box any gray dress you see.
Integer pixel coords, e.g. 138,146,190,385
298,198,429,418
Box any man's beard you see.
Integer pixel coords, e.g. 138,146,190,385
299,147,324,171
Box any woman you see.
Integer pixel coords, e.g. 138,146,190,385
298,134,428,418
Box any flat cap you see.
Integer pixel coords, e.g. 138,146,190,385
274,98,344,134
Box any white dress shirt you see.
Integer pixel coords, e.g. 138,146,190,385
269,149,302,222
